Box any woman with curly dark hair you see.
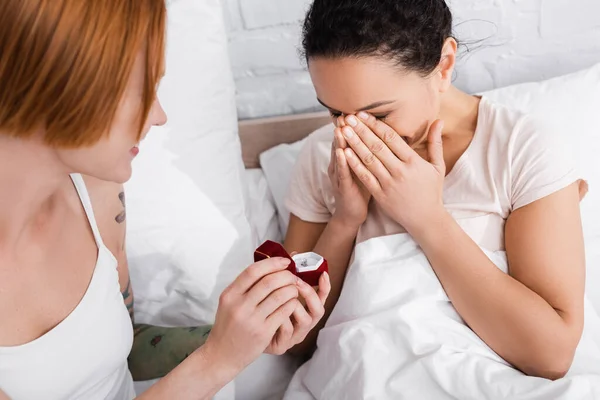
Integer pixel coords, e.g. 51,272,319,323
285,0,589,383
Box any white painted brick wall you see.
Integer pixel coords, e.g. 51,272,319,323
223,0,600,119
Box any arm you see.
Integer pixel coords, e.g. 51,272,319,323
88,179,330,396
284,214,359,355
285,125,372,355
123,284,214,381
414,183,584,380
136,343,244,400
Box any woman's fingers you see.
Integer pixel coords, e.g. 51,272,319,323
336,122,348,149
292,301,313,328
317,272,331,305
257,284,299,318
266,299,300,333
265,274,331,352
286,278,328,344
274,318,294,352
228,257,292,296
345,115,404,176
426,119,446,174
334,128,348,151
248,269,299,307
334,129,342,179
344,147,382,194
297,278,326,321
356,112,415,162
341,124,391,182
289,303,313,342
336,148,354,189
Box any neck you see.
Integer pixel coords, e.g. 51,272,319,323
0,134,69,247
438,86,481,140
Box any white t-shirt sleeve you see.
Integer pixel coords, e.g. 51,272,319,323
510,116,580,211
284,130,334,223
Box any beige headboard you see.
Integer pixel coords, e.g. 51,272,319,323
238,111,330,169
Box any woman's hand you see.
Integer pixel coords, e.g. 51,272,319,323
203,258,302,376
339,113,447,235
328,118,371,229
265,271,330,355
138,260,330,400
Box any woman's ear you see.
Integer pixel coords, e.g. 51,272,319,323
438,38,457,93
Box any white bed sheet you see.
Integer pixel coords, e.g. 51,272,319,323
284,234,600,400
135,354,300,400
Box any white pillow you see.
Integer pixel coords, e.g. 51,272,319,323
260,139,309,235
245,169,282,246
125,0,253,328
261,63,600,309
482,63,600,241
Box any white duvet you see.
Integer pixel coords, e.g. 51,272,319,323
284,234,600,400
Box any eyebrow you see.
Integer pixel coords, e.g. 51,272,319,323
317,98,396,113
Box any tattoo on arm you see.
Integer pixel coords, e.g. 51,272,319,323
122,278,134,323
128,324,213,381
115,191,126,224
116,191,127,251
121,273,213,381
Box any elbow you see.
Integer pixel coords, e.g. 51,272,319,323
544,367,570,381
521,336,579,381
524,357,572,381
518,315,583,381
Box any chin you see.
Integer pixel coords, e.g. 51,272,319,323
111,168,133,184
87,165,133,184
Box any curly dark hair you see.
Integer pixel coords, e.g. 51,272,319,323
302,0,455,76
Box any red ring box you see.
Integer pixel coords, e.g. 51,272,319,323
254,240,328,287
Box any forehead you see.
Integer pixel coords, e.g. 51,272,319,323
308,57,424,112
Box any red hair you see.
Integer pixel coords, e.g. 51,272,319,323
0,0,166,147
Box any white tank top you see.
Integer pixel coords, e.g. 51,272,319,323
0,174,136,400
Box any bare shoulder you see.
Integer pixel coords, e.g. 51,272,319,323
81,175,126,256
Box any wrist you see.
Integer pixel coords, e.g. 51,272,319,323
195,340,241,387
408,207,453,245
330,213,363,232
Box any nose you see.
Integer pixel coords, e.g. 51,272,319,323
153,98,167,127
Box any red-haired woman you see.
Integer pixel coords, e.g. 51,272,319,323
0,1,330,399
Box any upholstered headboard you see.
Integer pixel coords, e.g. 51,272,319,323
238,111,330,169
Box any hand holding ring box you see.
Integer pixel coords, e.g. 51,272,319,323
254,241,328,287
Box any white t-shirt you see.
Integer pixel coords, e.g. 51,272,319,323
285,97,580,251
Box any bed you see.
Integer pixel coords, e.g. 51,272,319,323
126,1,600,398
238,65,600,399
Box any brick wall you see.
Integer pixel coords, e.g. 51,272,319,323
223,0,600,119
